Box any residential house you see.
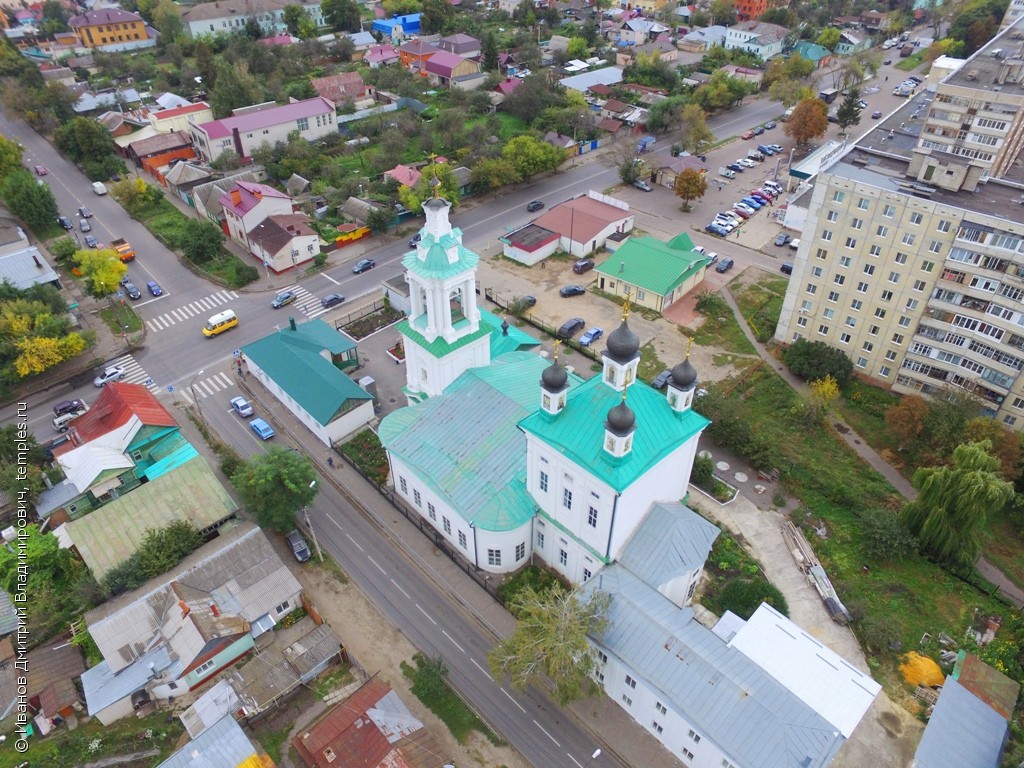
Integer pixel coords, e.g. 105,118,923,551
189,97,337,164
260,33,298,46
37,383,197,522
952,652,1021,722
913,678,1009,768
242,318,373,445
372,13,421,41
311,72,374,107
53,456,238,580
0,637,85,733
678,25,728,52
501,191,634,264
346,30,376,53
559,66,624,93
38,62,75,87
156,715,269,768
721,63,763,85
124,130,195,177
438,32,480,58
601,98,630,120
385,163,422,188
544,131,576,150
398,38,440,72
180,0,324,38
597,116,626,138
365,44,400,67
736,0,787,21
793,41,833,69
859,9,893,31
616,39,677,67
724,21,789,59
80,523,302,725
494,76,522,100
594,233,708,312
247,213,321,272
424,50,481,87
617,18,669,45
835,30,871,55
655,154,708,189
68,8,153,51
73,88,142,115
219,181,294,250
148,101,213,133
293,679,442,768
0,216,59,291
191,167,267,224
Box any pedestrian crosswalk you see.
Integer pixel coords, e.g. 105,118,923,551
180,370,238,403
278,284,332,320
145,290,240,332
110,353,161,394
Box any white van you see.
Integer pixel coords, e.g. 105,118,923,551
203,309,239,337
53,411,81,432
92,181,108,195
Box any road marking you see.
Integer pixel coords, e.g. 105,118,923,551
470,658,493,681
415,604,437,625
501,688,526,713
567,754,584,768
323,273,340,285
533,720,560,747
390,579,410,599
145,290,239,332
367,555,386,574
442,630,465,653
345,533,364,552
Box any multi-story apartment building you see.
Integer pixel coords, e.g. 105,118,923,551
776,18,1024,429
179,0,323,39
1000,0,1024,31
68,8,150,50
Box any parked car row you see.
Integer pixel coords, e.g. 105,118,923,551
704,180,784,238
739,121,778,140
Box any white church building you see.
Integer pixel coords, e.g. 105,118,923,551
378,193,880,768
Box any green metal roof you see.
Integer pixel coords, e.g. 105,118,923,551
519,376,710,492
61,456,238,579
399,307,539,360
402,227,479,280
595,236,707,296
379,352,583,532
794,41,832,62
242,319,371,426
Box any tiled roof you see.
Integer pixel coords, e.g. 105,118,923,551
311,72,367,103
193,96,335,140
532,195,631,244
69,8,143,26
247,213,315,255
385,163,421,187
126,130,192,157
603,98,629,113
398,38,438,56
152,101,210,120
594,234,705,295
952,652,1021,721
495,77,522,95
219,180,291,216
241,319,369,426
56,382,176,449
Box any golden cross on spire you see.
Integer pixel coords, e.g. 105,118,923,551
685,335,693,358
553,339,561,362
621,289,631,322
427,153,441,198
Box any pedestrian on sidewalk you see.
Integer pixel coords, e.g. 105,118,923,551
327,456,334,468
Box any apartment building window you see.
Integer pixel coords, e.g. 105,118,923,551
539,471,548,492
892,333,905,344
902,233,916,246
819,324,830,336
537,531,545,549
801,300,813,311
682,749,695,761
880,365,892,377
856,281,869,293
1013,397,1024,409
816,248,828,260
588,507,598,527
834,274,846,285
563,488,573,509
488,548,501,566
297,117,309,131
443,517,451,534
876,225,889,237
894,252,908,264
413,489,421,507
458,531,467,548
625,674,637,688
857,357,868,368
1002,284,1024,302
881,290,893,301
913,280,927,292
827,210,839,222
806,283,817,294
845,316,856,327
851,299,863,310
857,197,870,210
851,218,863,230
910,212,923,225
863,341,874,352
875,308,887,319
883,204,896,218
886,350,898,361
928,241,943,254
823,308,834,319
828,291,840,302
870,245,882,256
863,264,875,275
869,325,879,335
622,695,633,706
428,503,436,520
722,761,738,768
888,272,901,284
839,256,852,267
559,549,568,566
844,237,857,249
516,542,526,561
922,260,935,272
1004,415,1018,427
812,266,823,277
832,191,845,203
822,230,833,242
937,219,952,232
797,316,808,327
906,298,919,310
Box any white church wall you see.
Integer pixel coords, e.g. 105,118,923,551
403,333,490,400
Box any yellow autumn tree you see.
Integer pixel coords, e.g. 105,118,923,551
13,332,86,376
74,248,127,297
807,374,840,421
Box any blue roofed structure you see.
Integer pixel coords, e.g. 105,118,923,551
914,678,1009,768
156,714,263,768
371,12,420,39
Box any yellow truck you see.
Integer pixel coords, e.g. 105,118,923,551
110,237,135,262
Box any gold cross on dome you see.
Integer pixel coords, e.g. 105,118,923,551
621,289,632,322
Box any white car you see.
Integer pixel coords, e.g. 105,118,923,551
692,245,706,255
736,158,756,168
712,217,736,232
789,238,801,250
718,211,742,223
734,202,756,215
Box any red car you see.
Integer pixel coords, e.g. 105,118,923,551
34,165,47,176
740,131,755,140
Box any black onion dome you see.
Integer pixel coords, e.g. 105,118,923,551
606,401,635,435
671,358,697,389
542,360,568,391
605,320,639,361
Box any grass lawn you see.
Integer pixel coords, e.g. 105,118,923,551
895,53,926,71
687,291,756,355
402,654,503,746
99,303,142,335
731,274,787,342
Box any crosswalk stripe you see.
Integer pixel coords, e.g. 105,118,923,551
214,372,233,388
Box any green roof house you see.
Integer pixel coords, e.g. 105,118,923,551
243,317,374,446
595,234,708,312
792,42,833,69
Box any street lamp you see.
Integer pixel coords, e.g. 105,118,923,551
303,480,324,562
189,370,205,422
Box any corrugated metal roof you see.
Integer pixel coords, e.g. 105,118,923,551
953,652,1021,721
583,565,845,768
520,375,709,492
402,227,479,280
156,715,258,768
380,352,573,531
80,646,180,716
594,235,705,296
618,502,719,586
914,678,1008,768
180,679,240,737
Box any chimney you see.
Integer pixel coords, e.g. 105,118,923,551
289,317,297,331
32,253,41,269
210,603,220,617
178,600,190,618
230,189,241,206
619,262,625,273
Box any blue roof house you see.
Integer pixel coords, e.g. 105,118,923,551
914,677,1009,768
371,13,421,41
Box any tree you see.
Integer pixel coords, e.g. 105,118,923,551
501,135,566,179
74,248,127,297
482,32,500,71
781,338,853,384
488,585,611,705
835,88,862,133
885,394,929,450
398,162,462,214
53,116,114,163
231,446,319,532
902,440,1013,569
470,157,521,192
859,508,918,561
678,104,714,153
807,374,840,421
709,0,736,25
14,333,86,377
282,5,311,36
152,0,184,41
0,135,23,182
365,205,393,233
816,27,841,51
674,168,707,211
566,36,589,59
322,0,361,30
1,171,59,233
421,0,456,33
209,60,264,119
181,219,225,265
783,54,815,81
768,78,812,107
759,7,797,26
784,97,828,146
502,76,565,125
963,417,1021,481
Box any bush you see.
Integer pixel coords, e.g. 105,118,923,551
782,338,854,385
101,521,204,595
497,565,561,610
712,578,789,619
859,507,918,561
691,453,713,487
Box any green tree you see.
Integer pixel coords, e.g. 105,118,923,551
678,104,714,153
622,50,678,90
1,170,59,233
397,162,462,214
816,27,841,51
781,338,854,384
759,7,797,25
282,5,312,36
646,95,687,133
209,60,264,119
152,0,184,41
382,0,420,13
181,218,225,265
365,205,393,233
488,585,611,705
674,167,707,211
322,0,361,30
783,54,815,81
709,0,736,25
482,32,500,71
74,248,127,297
768,78,812,108
566,36,589,59
835,88,862,133
502,135,566,179
421,0,456,33
231,446,320,532
859,508,918,561
0,136,23,182
469,157,521,192
502,76,565,125
902,441,1013,569
783,97,828,146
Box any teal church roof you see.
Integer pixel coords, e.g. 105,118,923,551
595,235,707,296
398,307,539,361
519,376,709,492
402,226,479,280
380,352,582,532
242,318,371,426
